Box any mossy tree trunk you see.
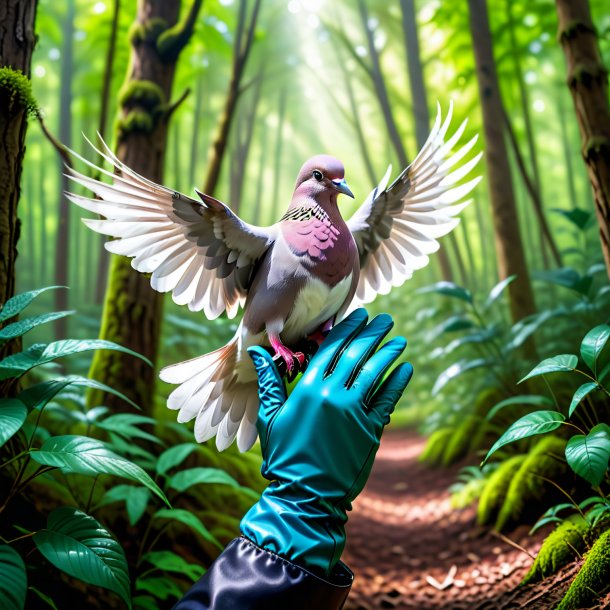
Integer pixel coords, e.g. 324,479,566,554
556,0,610,279
87,0,203,412
0,0,38,396
467,0,537,326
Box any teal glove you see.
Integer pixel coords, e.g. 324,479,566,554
240,309,413,576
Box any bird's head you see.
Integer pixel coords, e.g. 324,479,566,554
293,155,354,204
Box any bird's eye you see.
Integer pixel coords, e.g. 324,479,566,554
313,170,323,181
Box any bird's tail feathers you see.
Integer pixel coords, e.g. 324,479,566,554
160,338,259,452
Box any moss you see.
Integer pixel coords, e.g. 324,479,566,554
119,80,164,111
117,110,154,135
558,20,597,44
451,475,488,510
477,455,526,526
0,67,38,117
556,529,610,610
521,517,588,585
419,428,454,466
495,436,567,532
584,135,610,161
128,17,168,46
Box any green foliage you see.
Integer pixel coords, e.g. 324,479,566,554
521,517,588,586
556,529,610,610
477,455,526,526
0,545,27,610
565,424,610,487
419,428,453,466
450,464,496,509
495,436,568,532
34,507,131,608
0,289,262,607
0,67,38,117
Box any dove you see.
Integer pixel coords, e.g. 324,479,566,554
66,103,481,452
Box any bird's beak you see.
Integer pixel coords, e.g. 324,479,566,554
332,178,355,199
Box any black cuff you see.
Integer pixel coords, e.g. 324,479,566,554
173,536,353,610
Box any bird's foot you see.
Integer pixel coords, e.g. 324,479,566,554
269,336,306,380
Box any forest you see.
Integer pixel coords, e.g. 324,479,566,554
1,0,610,608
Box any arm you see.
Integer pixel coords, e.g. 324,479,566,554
174,309,413,610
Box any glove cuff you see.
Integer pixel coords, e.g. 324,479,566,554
240,481,348,576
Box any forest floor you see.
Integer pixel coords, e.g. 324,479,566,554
342,429,610,610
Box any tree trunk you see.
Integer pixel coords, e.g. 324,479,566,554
271,87,287,221
556,0,610,278
467,0,537,324
202,0,261,196
53,0,74,340
399,0,453,283
357,0,409,168
87,0,203,411
0,0,38,396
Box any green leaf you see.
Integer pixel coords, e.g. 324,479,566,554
484,411,566,462
0,545,27,610
432,358,493,395
506,308,569,351
569,383,599,417
0,340,152,381
0,399,28,448
486,395,554,421
135,576,183,601
600,362,610,384
533,268,592,296
97,485,151,526
153,509,221,548
551,207,592,230
156,443,199,476
96,414,160,445
431,315,475,340
18,376,140,412
168,467,239,493
485,275,516,308
33,507,131,608
418,281,473,303
28,587,59,610
0,286,65,323
580,324,610,376
141,550,204,581
519,354,578,383
0,311,74,342
565,424,610,486
443,326,500,355
30,435,169,506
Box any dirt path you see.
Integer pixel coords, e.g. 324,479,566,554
342,429,603,610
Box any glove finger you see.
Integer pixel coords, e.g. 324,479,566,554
306,308,368,379
351,336,406,399
368,361,413,426
342,314,395,388
247,346,287,423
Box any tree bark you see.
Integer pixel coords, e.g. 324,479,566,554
87,0,203,411
202,0,261,196
467,0,537,324
0,0,39,396
556,0,610,278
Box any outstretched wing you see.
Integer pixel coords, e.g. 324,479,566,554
347,102,482,305
66,139,276,320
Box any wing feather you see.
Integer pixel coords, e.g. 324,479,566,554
347,102,481,306
67,138,276,317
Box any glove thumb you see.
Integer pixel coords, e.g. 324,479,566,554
248,346,287,423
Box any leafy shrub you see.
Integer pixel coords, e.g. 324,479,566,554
0,288,262,609
419,428,454,466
